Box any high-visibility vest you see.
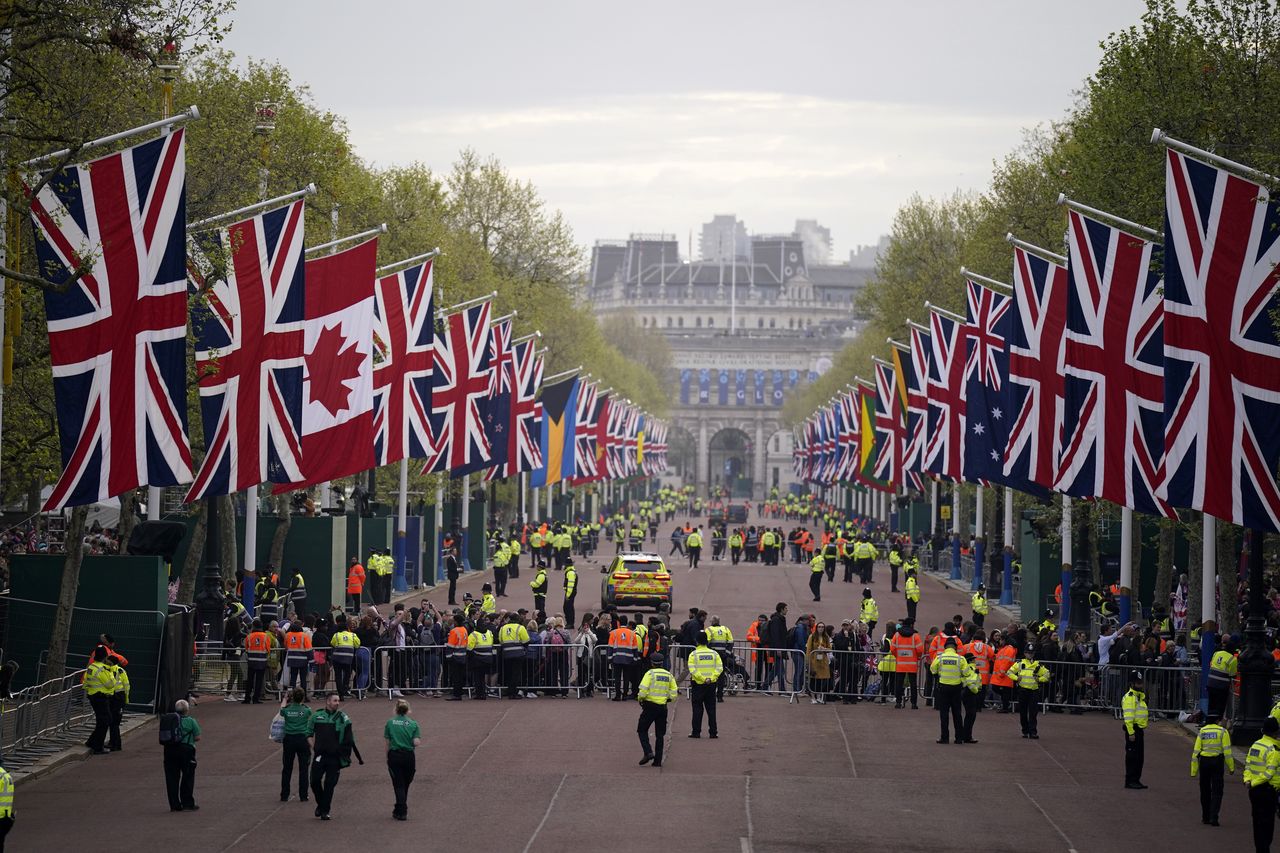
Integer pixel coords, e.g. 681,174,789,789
1008,659,1049,691
967,641,994,684
930,649,970,686
468,630,496,661
971,591,989,616
499,622,530,657
905,577,920,603
706,624,733,651
1208,650,1237,685
963,667,982,694
609,627,639,664
1122,688,1149,734
290,574,306,601
810,555,824,573
446,626,470,660
860,597,879,624
638,668,678,704
0,768,12,818
284,630,312,666
1245,735,1280,788
687,646,724,684
564,567,577,596
531,532,545,548
686,532,703,548
245,631,272,667
1191,724,1234,776
890,632,924,673
481,594,496,614
84,661,115,696
530,570,548,594
990,646,1017,687
330,630,360,666
347,564,365,594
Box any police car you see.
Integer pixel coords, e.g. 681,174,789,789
600,552,672,611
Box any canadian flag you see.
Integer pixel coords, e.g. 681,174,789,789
275,238,377,492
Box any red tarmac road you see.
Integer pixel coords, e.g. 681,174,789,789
17,514,1255,852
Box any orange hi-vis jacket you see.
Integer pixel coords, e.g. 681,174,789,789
890,631,925,674
746,620,768,664
608,627,640,663
927,633,950,663
446,626,470,660
245,630,272,666
966,640,994,684
836,537,849,558
284,629,312,666
347,563,366,594
990,645,1017,688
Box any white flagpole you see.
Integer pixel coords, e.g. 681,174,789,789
1202,514,1216,625
396,457,409,593
434,482,444,584
1119,506,1134,623
972,485,984,591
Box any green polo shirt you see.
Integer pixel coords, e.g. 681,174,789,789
178,715,201,746
281,702,313,736
384,715,420,752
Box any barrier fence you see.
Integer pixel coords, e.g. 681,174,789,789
186,635,1207,718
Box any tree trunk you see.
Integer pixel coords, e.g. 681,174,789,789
117,489,138,547
1152,517,1176,619
218,494,237,584
269,493,291,571
44,505,89,682
178,503,208,605
1217,523,1241,635
1187,516,1203,627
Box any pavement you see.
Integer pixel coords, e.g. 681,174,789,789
14,512,1255,852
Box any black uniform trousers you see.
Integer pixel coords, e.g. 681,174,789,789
108,691,125,750
446,575,458,605
1250,782,1277,853
906,598,918,622
470,660,492,698
842,558,855,582
563,594,576,629
808,571,822,601
387,749,416,818
281,734,311,800
1017,687,1041,735
935,683,962,742
824,559,836,582
309,755,342,816
245,663,266,703
972,611,985,628
1124,727,1145,784
502,652,525,698
86,692,111,751
1197,755,1224,823
961,689,980,741
690,682,717,737
333,663,353,699
890,563,899,591
163,743,197,810
494,567,508,597
638,701,668,763
448,659,468,698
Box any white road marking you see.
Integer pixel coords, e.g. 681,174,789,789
459,706,512,772
222,803,284,851
1017,782,1078,853
522,773,567,853
742,774,755,852
1035,740,1081,786
835,710,858,777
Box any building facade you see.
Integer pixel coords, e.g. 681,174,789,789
586,228,872,498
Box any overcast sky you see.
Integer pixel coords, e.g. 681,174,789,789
221,0,1149,260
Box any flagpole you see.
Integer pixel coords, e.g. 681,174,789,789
189,184,317,232
1001,486,1015,606
1056,194,1161,242
438,291,498,316
434,481,444,584
959,267,1013,292
395,457,409,594
376,248,440,277
21,106,202,170
304,223,386,257
1005,233,1067,265
1151,128,1279,185
972,485,984,591
318,205,341,514
1060,496,1073,630
1118,505,1133,624
950,484,962,582
923,302,964,324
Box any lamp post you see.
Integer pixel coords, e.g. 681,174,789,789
1235,529,1274,746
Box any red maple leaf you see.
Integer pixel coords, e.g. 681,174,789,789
306,322,364,417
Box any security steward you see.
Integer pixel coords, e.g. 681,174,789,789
929,636,973,744
498,613,530,699
329,618,361,701
1121,670,1149,789
466,617,497,700
687,632,724,739
706,617,734,702
563,560,578,627
346,557,365,614
608,617,641,701
637,651,677,768
445,613,470,700
243,619,273,704
284,623,313,697
1190,712,1233,826
971,583,989,628
288,567,307,617
1007,644,1051,739
1245,716,1280,852
309,693,362,820
530,565,548,615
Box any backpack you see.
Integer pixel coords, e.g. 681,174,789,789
549,629,567,646
158,712,182,745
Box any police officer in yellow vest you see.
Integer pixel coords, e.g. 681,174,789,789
1007,645,1051,739
809,552,824,602
507,535,522,579
888,543,903,591
1121,670,1149,789
1246,716,1280,851
904,567,921,622
1191,712,1233,826
491,539,511,598
687,632,724,739
497,614,530,699
637,651,677,767
860,588,879,633
686,528,703,569
1206,641,1237,719
971,584,989,628
563,561,578,627
84,646,116,754
0,761,13,848
705,617,734,702
929,636,973,744
329,619,361,701
728,530,744,565
530,565,548,614
854,536,876,584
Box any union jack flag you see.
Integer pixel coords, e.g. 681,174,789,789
924,309,966,481
422,301,493,474
604,401,626,480
873,361,903,488
372,259,434,467
644,420,668,475
836,391,861,483
792,422,808,480
621,406,640,477
1159,148,1280,529
28,130,193,510
1058,210,1171,516
572,380,600,481
186,198,307,501
1004,245,1066,493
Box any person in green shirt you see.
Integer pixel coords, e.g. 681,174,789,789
384,699,421,821
279,688,313,803
163,699,201,812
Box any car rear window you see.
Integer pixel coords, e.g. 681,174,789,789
620,559,667,575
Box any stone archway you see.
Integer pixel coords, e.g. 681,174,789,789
707,427,753,498
666,424,697,486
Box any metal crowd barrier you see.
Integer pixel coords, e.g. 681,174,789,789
2,669,92,754
959,554,975,585
375,643,590,699
664,643,807,699
1037,660,1201,715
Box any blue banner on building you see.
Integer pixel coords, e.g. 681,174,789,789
753,371,766,405
717,369,729,405
698,368,711,404
735,370,747,406
680,368,691,404
772,370,785,406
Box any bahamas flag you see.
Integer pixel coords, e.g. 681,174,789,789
531,376,579,488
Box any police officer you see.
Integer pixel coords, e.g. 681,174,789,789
1190,712,1233,826
929,636,972,744
467,617,496,699
529,564,548,615
1122,670,1149,789
1245,716,1280,851
904,566,921,622
859,588,879,634
563,560,578,627
888,541,903,592
1007,644,1050,739
687,632,724,739
637,651,677,767
971,583,989,628
329,617,361,701
492,536,510,598
808,551,824,602
705,617,734,702
686,527,703,569
1206,639,1237,719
